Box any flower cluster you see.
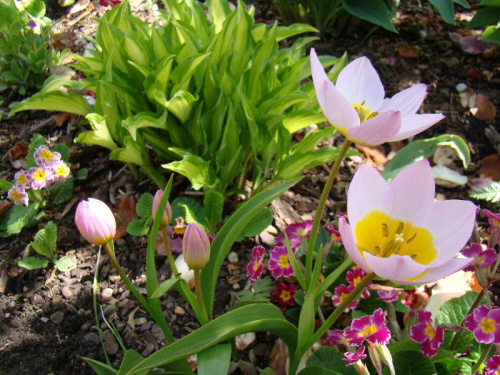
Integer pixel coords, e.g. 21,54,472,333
332,266,372,313
7,145,71,206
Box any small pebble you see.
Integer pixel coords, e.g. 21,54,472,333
116,238,126,247
4,313,10,319
103,304,117,316
50,311,65,325
80,321,92,331
227,251,239,264
134,317,147,326
101,288,114,299
40,317,49,323
84,332,100,346
62,286,73,299
103,330,119,355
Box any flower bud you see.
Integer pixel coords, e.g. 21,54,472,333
152,190,172,228
75,198,116,245
182,223,210,270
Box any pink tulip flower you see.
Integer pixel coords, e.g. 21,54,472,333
339,159,476,285
75,198,116,245
310,48,444,146
182,223,210,270
152,190,172,228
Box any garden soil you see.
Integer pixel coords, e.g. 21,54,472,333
0,0,499,374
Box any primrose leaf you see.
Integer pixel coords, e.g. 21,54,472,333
136,193,154,219
48,178,74,205
54,257,74,272
305,346,357,374
127,218,150,237
19,256,49,270
0,202,42,237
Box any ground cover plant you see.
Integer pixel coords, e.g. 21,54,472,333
0,0,499,374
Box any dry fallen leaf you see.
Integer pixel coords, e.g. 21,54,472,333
479,153,500,181
52,32,78,51
235,332,256,351
7,141,29,169
398,44,419,58
52,112,79,128
269,338,289,375
112,195,137,241
471,93,497,123
0,202,14,216
355,144,388,166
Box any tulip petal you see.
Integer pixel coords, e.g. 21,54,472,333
425,200,476,266
407,257,473,285
336,56,385,111
310,49,360,132
347,165,392,227
389,113,445,142
363,252,428,282
339,218,371,272
346,110,402,146
388,159,434,223
378,84,427,116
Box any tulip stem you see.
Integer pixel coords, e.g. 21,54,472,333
472,343,492,374
194,269,209,325
305,140,352,287
162,227,179,276
103,241,175,343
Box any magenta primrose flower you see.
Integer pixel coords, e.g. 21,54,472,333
409,309,444,358
376,289,399,303
75,198,116,245
464,305,500,344
246,245,265,283
339,159,476,284
483,355,500,375
344,308,391,346
271,282,297,311
310,48,444,146
323,329,348,347
182,223,210,270
346,267,371,299
342,346,367,366
268,246,294,279
332,284,360,313
483,209,500,243
462,244,497,271
326,223,342,243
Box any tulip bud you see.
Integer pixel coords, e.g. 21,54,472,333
75,198,116,245
152,190,172,228
182,223,210,270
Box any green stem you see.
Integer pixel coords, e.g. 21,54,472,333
162,227,179,276
103,241,175,343
449,289,484,351
93,248,111,366
471,343,492,374
305,140,352,287
194,269,209,325
386,302,402,341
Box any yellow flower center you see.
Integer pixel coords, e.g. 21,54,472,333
17,174,29,185
280,290,291,302
174,225,185,236
355,210,437,265
40,149,55,162
361,324,377,337
252,261,260,271
296,229,306,237
278,255,289,268
33,169,47,182
353,102,378,123
425,322,435,340
55,165,69,178
479,318,496,334
10,190,23,202
338,292,347,302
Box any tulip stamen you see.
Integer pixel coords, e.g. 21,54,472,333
396,222,404,234
382,223,389,237
407,233,417,244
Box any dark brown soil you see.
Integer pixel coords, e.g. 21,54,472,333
0,1,499,374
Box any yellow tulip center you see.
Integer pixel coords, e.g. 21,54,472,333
354,210,437,265
479,318,496,334
353,102,378,123
425,322,435,340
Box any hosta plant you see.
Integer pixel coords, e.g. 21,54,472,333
12,0,347,231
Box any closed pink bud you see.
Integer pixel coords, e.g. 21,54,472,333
182,223,210,270
75,198,116,245
152,190,172,228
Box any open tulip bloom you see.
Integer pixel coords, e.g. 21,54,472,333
310,48,444,146
339,160,476,285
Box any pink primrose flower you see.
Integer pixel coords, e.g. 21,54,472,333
75,198,116,245
346,267,371,299
339,159,476,285
326,223,342,243
271,282,297,311
98,0,121,7
483,209,500,243
323,329,348,347
29,166,54,190
332,284,360,313
14,170,32,188
376,289,399,303
462,244,497,271
342,346,367,366
268,246,294,279
483,355,500,375
409,309,444,358
34,145,61,166
246,245,265,283
8,185,29,206
464,305,500,344
344,308,391,346
51,161,71,181
310,48,444,146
